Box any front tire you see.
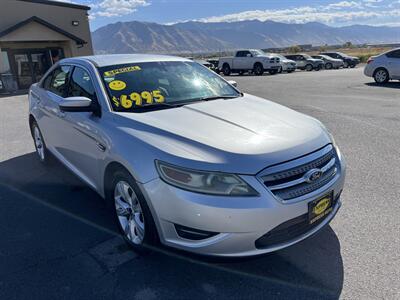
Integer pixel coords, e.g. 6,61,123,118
325,63,333,70
373,68,389,84
108,169,159,254
269,69,278,75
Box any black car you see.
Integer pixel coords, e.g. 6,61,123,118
320,52,360,68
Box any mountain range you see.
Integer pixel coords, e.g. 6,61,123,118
92,20,400,54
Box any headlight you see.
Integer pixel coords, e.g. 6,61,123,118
156,161,259,196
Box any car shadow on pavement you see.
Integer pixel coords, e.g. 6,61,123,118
365,82,400,89
0,152,344,299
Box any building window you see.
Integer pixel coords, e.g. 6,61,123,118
0,51,18,93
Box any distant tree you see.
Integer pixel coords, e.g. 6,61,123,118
287,45,302,53
343,42,354,48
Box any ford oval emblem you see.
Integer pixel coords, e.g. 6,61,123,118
304,169,323,183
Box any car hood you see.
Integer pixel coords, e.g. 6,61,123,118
116,94,331,174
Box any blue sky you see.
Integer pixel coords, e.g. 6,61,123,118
61,0,400,30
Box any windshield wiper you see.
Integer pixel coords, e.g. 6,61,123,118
197,95,242,101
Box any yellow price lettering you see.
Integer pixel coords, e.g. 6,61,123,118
114,90,165,109
130,92,142,106
141,91,153,104
152,90,165,103
120,95,133,109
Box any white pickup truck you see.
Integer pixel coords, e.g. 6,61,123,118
218,49,281,76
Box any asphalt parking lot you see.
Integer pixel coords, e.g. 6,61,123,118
1,67,399,299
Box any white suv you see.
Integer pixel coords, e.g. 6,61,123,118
364,48,400,84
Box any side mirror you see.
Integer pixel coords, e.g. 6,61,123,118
59,96,93,112
228,80,238,87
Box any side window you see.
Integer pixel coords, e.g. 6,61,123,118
49,66,71,97
386,50,400,58
42,71,54,90
236,51,244,57
67,67,96,101
243,51,251,57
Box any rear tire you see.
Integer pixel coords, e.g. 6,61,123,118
373,68,389,84
305,64,313,71
107,169,159,255
253,63,264,76
222,64,231,76
30,120,50,165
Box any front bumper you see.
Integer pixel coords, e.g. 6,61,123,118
139,154,346,257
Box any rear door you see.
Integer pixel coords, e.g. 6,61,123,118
385,50,400,78
38,65,72,153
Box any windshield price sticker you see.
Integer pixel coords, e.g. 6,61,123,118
112,90,165,109
104,66,141,77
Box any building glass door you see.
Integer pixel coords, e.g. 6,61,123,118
8,48,60,90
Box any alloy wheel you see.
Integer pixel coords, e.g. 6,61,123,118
375,70,388,83
114,181,145,245
33,125,45,161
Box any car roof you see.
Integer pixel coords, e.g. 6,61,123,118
60,54,191,67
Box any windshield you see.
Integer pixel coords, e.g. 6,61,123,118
99,61,240,112
302,54,312,59
251,50,266,57
272,54,286,60
337,52,349,57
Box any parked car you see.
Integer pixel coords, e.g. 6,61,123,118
206,58,219,72
194,59,214,70
269,54,297,73
218,49,281,76
312,55,344,69
284,54,324,71
364,48,400,84
29,54,345,257
320,52,360,68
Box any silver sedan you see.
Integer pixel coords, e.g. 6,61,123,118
28,54,345,257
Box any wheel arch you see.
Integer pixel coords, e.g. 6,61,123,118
253,61,263,69
103,161,133,197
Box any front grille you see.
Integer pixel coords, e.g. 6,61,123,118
255,192,340,249
260,145,339,201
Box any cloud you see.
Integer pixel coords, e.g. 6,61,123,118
190,0,400,26
91,0,150,18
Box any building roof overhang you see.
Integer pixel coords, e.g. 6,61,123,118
0,16,87,45
17,0,90,11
